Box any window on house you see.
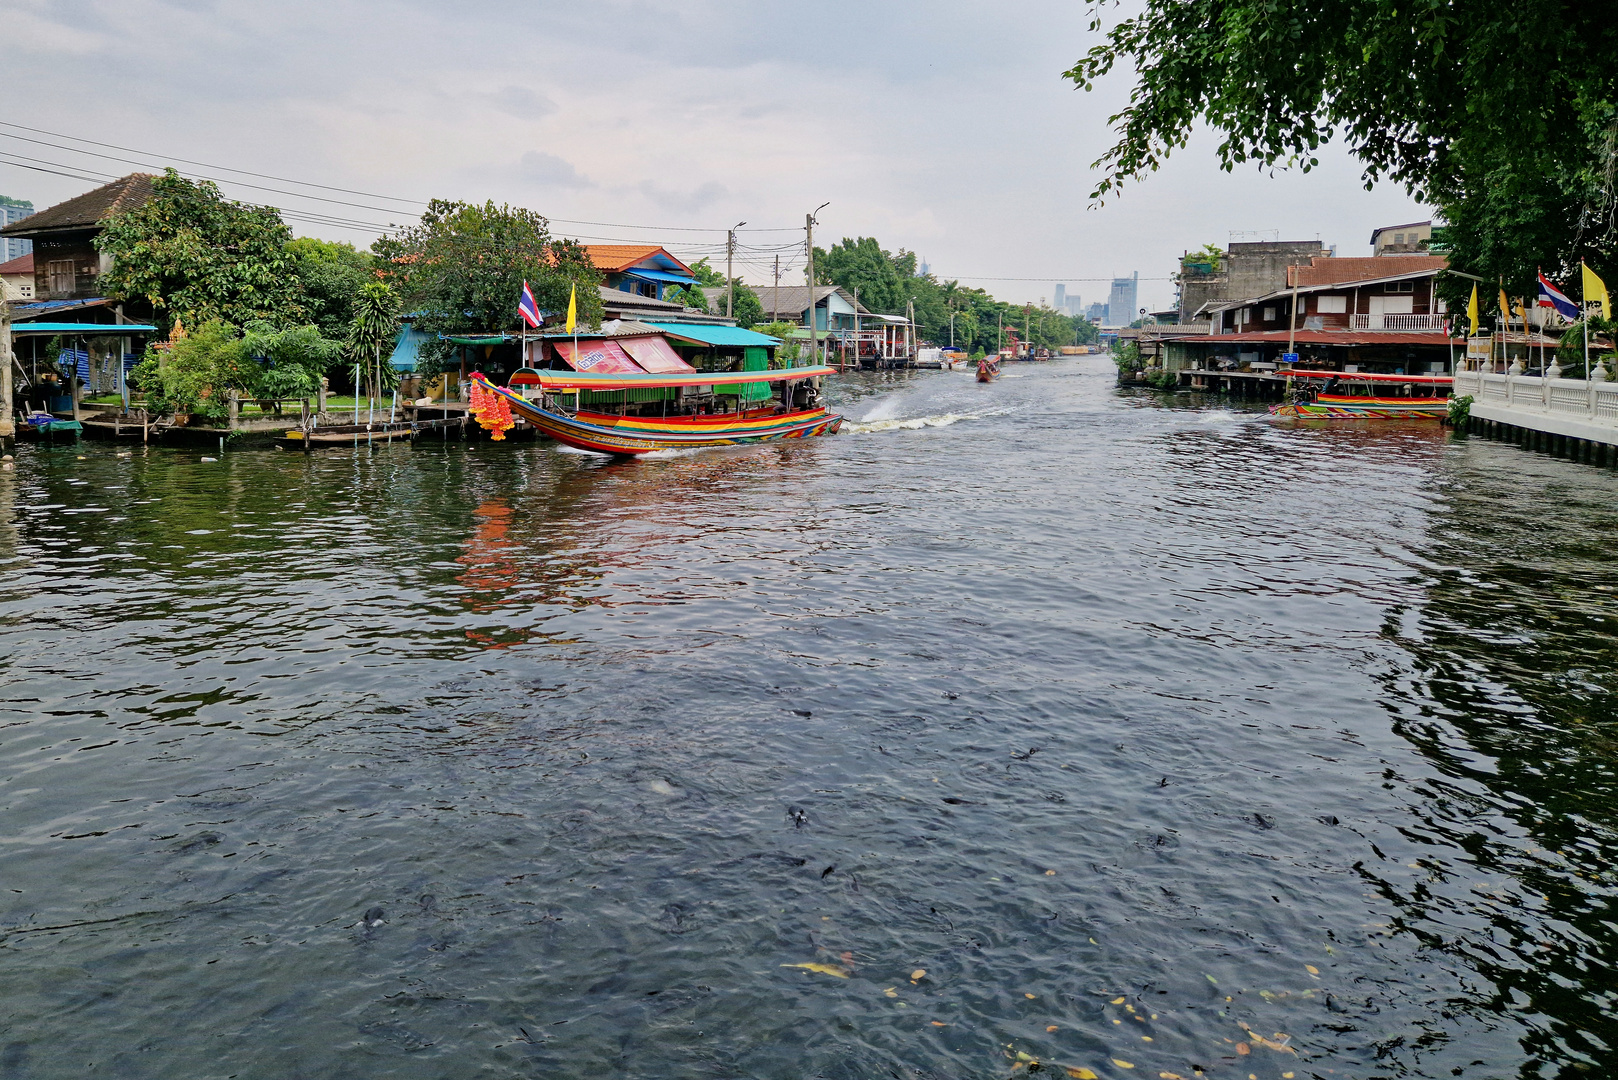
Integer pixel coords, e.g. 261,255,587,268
1394,233,1406,244
1317,295,1348,314
1262,306,1276,321
48,259,74,296
1390,280,1415,293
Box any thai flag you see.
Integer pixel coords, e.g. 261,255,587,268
1537,272,1580,319
518,281,543,328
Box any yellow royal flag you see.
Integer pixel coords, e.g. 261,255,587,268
1498,285,1512,323
1583,262,1610,319
1467,283,1480,335
565,282,577,333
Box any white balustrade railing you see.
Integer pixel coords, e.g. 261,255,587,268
1453,369,1618,429
1349,313,1448,331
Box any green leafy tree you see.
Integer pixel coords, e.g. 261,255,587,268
242,322,342,402
724,280,764,329
373,199,603,374
287,238,375,339
665,257,725,310
815,237,909,314
96,169,301,335
128,319,255,420
756,321,802,362
1063,0,1618,302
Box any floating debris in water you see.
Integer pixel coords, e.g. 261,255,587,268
781,962,848,978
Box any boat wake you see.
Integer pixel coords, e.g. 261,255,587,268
844,412,979,434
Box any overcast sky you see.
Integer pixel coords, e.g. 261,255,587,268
1,0,1430,313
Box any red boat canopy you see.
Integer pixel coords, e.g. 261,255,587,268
1285,370,1453,384
479,367,836,391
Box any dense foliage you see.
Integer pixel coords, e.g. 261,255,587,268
812,236,1098,353
373,199,604,374
286,238,375,339
345,280,402,401
128,320,344,418
96,169,302,335
1064,0,1618,306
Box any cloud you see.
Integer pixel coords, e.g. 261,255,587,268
516,151,590,189
491,85,557,120
636,180,728,215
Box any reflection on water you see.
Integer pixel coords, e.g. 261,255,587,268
1,362,1615,1079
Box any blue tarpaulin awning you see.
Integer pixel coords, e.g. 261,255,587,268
12,322,158,335
624,269,697,285
644,322,781,347
389,322,432,371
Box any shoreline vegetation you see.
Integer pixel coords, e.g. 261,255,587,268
40,169,1100,424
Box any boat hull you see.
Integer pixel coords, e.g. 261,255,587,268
1270,395,1449,419
494,386,843,455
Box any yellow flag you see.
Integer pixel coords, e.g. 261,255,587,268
565,282,577,333
1583,262,1610,320
1498,285,1511,323
1467,283,1479,335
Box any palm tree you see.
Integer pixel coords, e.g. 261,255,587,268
346,280,399,423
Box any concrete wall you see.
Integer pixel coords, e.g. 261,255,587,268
1224,242,1329,303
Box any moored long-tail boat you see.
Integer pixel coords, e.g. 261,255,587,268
1269,371,1452,419
469,367,842,455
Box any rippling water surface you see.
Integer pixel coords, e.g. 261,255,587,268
3,358,1616,1079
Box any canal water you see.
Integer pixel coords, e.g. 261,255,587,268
1,358,1614,1079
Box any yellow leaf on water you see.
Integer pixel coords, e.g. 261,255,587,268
1283,1074,1296,1079
883,987,898,997
911,969,927,981
1305,964,1319,975
1047,1026,1059,1033
1066,1069,1098,1079
931,1021,947,1027
1112,1059,1135,1069
1111,997,1126,1004
1161,1073,1184,1079
1236,1042,1250,1055
1017,1051,1036,1062
1026,993,1037,999
781,962,848,978
1046,869,1056,875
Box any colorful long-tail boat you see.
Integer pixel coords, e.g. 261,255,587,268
1268,371,1452,419
469,367,842,455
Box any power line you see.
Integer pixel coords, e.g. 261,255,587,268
0,121,802,234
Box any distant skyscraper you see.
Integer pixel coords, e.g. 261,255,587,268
1108,272,1139,325
1085,301,1106,323
1066,294,1082,317
1053,283,1066,311
0,197,34,262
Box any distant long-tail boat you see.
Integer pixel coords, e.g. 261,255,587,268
469,367,843,455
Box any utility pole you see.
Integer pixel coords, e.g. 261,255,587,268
726,221,745,319
908,297,915,361
806,203,828,365
0,273,12,445
851,286,859,372
773,254,780,321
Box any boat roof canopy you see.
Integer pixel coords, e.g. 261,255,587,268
1286,370,1453,384
478,366,834,391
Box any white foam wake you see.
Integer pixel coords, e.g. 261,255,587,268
843,412,976,434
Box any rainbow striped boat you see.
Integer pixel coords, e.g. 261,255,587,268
1269,371,1451,419
470,368,842,455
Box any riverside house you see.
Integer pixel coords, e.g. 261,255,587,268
1165,255,1467,379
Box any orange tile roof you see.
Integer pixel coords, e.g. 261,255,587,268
0,252,33,275
581,244,693,274
1290,255,1448,287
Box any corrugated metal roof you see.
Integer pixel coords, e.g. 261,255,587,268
624,268,697,284
644,322,781,347
1167,329,1461,346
